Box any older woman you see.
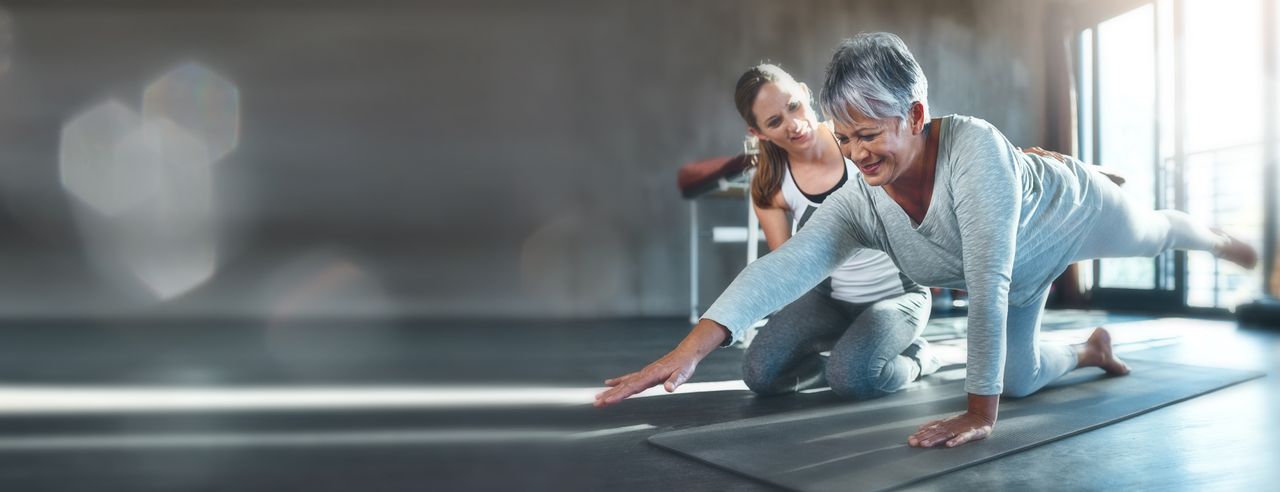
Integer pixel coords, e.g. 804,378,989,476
597,32,1256,450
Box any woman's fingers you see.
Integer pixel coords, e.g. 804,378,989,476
595,364,678,407
909,431,934,447
595,382,640,407
597,351,701,408
912,427,952,447
1022,146,1070,163
946,427,987,447
664,368,689,392
909,422,946,446
907,413,994,448
595,373,642,405
603,371,639,387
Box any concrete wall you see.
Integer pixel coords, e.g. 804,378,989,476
0,0,1051,319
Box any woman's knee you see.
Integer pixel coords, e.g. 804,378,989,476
742,345,812,395
1000,373,1040,399
827,358,893,401
741,367,785,395
741,348,781,394
743,373,788,396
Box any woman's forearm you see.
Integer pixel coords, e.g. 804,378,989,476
675,319,731,358
703,194,865,344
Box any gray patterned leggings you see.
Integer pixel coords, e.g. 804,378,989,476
742,281,931,400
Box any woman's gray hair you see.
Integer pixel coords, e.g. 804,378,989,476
820,32,929,126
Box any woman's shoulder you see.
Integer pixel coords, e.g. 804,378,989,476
939,114,1012,153
769,188,791,211
823,178,883,242
830,172,877,208
940,114,997,136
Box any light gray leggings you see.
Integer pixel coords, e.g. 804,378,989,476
742,281,931,400
999,168,1225,398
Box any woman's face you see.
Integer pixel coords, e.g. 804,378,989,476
748,80,820,154
831,108,920,187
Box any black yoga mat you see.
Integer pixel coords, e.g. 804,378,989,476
649,359,1261,492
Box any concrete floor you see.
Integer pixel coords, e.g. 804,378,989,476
0,313,1275,491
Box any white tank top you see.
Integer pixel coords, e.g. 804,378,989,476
780,158,914,303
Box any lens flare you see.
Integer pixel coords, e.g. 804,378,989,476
59,100,158,216
105,118,218,300
142,62,241,164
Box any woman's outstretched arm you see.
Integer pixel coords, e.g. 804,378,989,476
595,187,869,407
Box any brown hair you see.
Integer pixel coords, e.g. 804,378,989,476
734,64,796,209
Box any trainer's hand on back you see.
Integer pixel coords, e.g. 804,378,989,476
594,348,700,408
1022,146,1066,163
1022,146,1127,186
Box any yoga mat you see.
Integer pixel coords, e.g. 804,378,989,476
649,359,1262,492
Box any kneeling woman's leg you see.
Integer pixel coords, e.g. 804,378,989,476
742,281,850,395
825,287,931,400
1000,289,1078,398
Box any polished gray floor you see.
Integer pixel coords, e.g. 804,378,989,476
650,359,1260,492
0,313,1274,491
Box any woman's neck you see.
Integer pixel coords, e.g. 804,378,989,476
882,130,936,222
890,137,930,189
787,124,841,170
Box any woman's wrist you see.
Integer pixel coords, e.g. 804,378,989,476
679,319,730,358
966,393,1000,424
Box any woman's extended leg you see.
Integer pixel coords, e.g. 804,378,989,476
1076,172,1254,268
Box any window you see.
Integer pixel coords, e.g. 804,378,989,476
1077,0,1271,310
1181,0,1265,308
1095,4,1158,290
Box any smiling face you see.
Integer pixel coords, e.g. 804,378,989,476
831,103,926,187
747,80,821,155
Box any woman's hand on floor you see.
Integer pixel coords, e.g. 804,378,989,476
908,411,995,448
594,319,728,408
594,348,701,408
908,393,1000,448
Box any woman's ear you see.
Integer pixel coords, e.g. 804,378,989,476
910,101,928,135
747,126,767,142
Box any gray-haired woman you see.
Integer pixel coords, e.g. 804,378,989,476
599,32,1255,449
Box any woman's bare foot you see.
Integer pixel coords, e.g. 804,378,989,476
1212,228,1257,270
1077,327,1130,376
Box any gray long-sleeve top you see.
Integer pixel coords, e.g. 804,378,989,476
703,115,1106,395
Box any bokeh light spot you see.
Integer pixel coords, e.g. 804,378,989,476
142,62,240,164
59,100,158,216
113,118,217,299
